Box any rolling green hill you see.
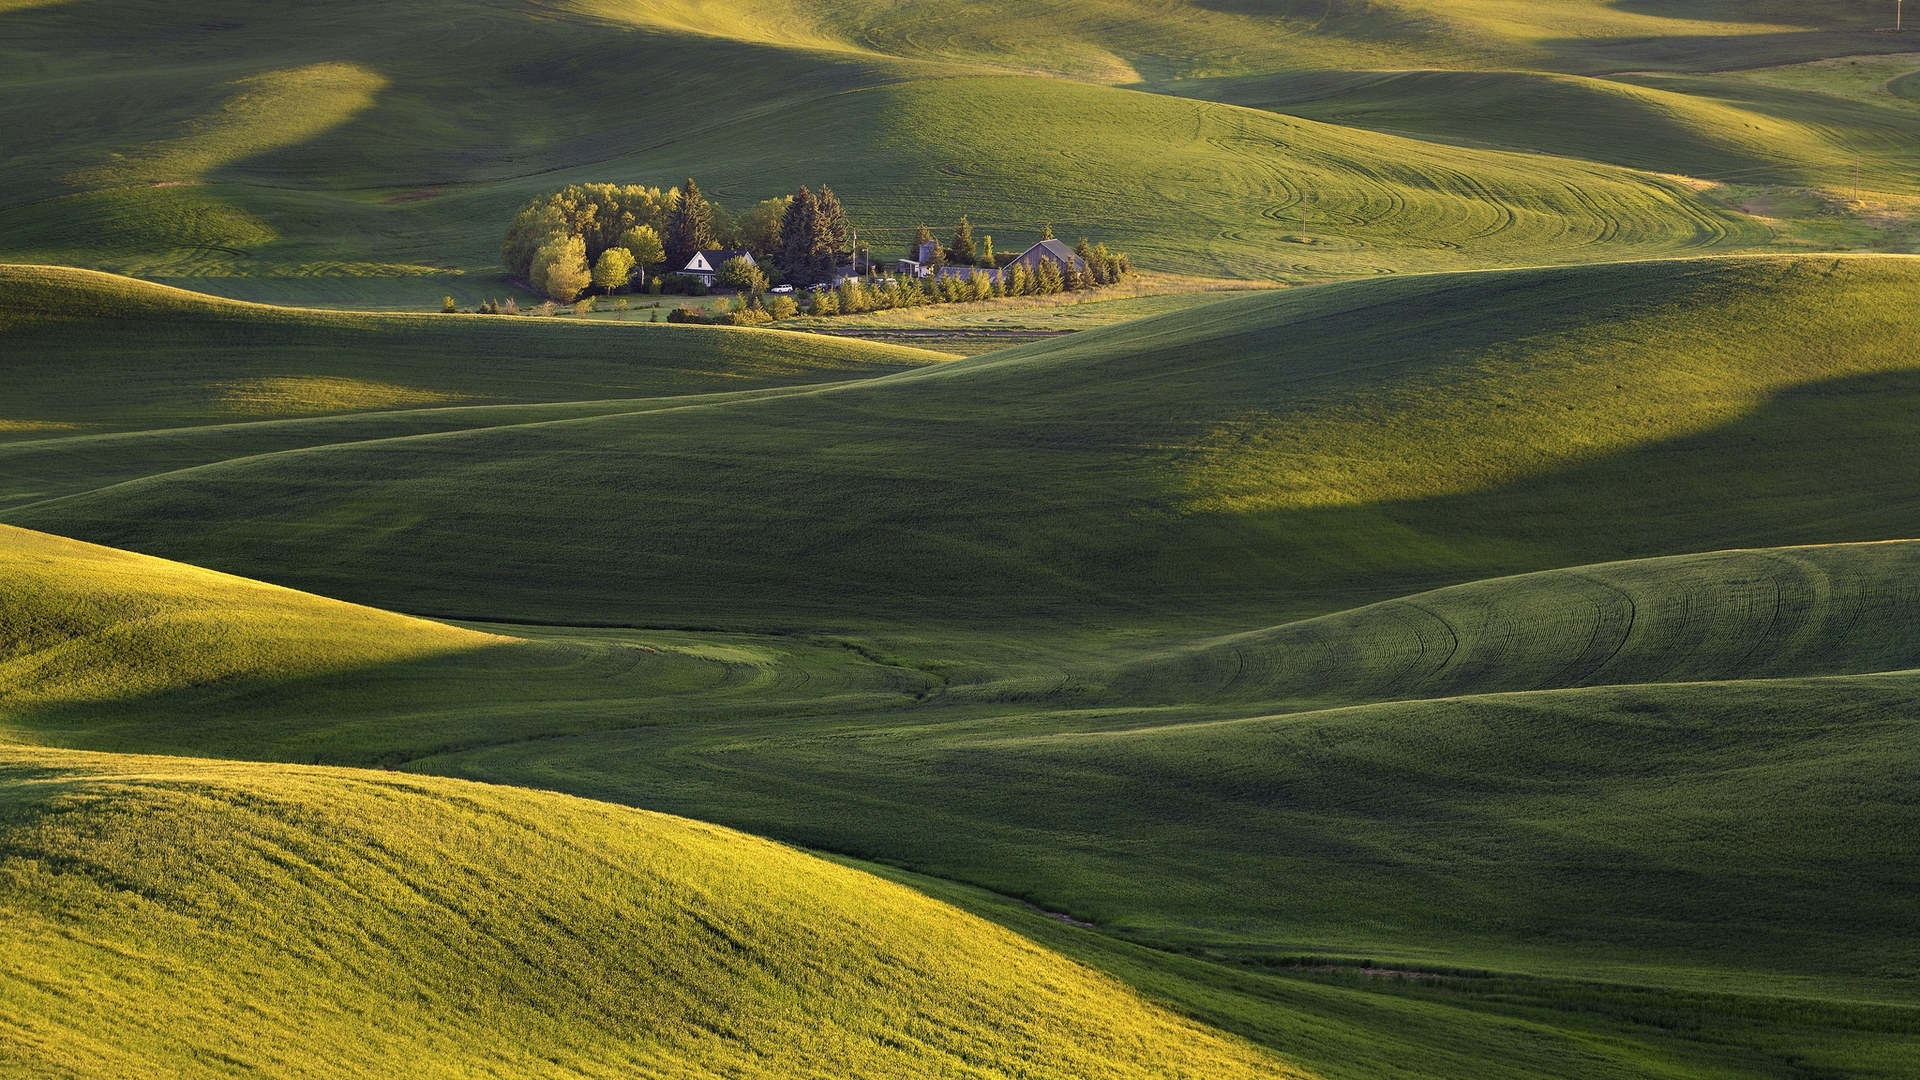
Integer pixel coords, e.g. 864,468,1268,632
0,0,1815,298
1201,67,1917,191
8,2,1920,1075
0,523,498,713
0,264,947,436
0,745,1289,1080
15,254,1919,631
1112,541,1920,706
3,519,1916,1079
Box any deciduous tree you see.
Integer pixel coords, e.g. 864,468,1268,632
719,255,769,293
531,234,591,302
592,247,635,294
619,226,665,283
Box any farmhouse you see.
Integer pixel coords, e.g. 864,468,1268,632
1006,238,1084,274
679,249,756,286
900,239,1086,282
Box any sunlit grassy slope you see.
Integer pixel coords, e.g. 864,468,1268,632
0,265,945,433
16,254,1920,630
0,524,498,713
4,523,1916,1079
1114,541,1920,706
1199,65,1920,195
0,746,1290,1080
0,0,1820,295
575,0,1913,79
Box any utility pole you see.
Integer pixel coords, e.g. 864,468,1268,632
1900,0,1906,32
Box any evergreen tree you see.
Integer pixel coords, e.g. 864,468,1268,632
817,186,848,263
950,216,976,266
1040,223,1054,240
777,187,837,285
1036,257,1063,294
981,235,994,268
665,178,715,267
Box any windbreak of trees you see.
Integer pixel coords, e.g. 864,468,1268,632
501,180,854,302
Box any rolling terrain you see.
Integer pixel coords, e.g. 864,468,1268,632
10,0,1890,299
14,254,1920,630
0,744,1287,1080
6,251,1920,1075
6,0,1920,1077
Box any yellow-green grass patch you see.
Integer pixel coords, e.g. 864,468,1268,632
0,744,1296,1080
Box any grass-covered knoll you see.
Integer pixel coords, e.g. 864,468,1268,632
1115,542,1920,707
0,524,499,713
1206,66,1920,192
0,746,1289,1080
0,0,1786,293
0,265,946,434
5,524,1917,1078
18,254,1920,630
605,75,1757,282
580,0,1912,80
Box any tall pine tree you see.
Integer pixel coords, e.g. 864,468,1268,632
665,178,715,267
950,216,976,267
778,187,816,282
817,187,848,268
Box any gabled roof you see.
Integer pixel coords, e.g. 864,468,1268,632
1013,239,1082,267
683,250,755,275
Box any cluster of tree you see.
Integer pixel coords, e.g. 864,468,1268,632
501,180,857,302
667,238,1132,326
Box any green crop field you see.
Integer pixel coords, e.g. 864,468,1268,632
6,0,1920,1076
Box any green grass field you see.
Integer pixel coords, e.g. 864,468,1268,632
7,0,1920,1076
10,0,1896,299
0,743,1291,1079
7,250,1920,1075
14,254,1920,630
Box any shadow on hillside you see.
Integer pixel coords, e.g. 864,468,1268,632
1162,365,1920,621
1542,28,1904,74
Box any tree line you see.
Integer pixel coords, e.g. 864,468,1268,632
497,180,1135,315
500,180,853,302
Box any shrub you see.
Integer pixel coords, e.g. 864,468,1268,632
666,305,707,324
720,256,769,293
441,296,458,313
574,297,595,315
767,294,798,319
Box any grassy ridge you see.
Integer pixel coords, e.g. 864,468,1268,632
1201,67,1920,192
4,523,1916,1077
1113,541,1920,706
15,255,1920,630
0,0,1784,295
0,265,946,434
0,524,497,713
0,745,1289,1079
